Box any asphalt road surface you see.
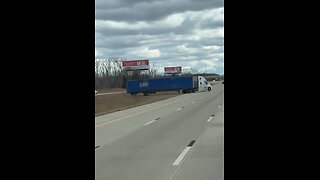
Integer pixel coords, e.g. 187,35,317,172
95,82,224,180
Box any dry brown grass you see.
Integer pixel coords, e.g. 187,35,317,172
95,89,181,116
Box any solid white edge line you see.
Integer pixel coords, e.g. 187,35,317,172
144,120,156,126
173,147,192,166
96,91,126,96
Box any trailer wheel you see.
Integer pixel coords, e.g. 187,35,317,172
144,92,149,96
208,87,211,91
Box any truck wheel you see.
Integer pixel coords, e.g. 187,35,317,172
144,92,149,96
208,87,211,91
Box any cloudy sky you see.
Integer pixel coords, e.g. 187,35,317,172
95,0,224,74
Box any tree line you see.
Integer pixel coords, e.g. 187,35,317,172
95,57,160,89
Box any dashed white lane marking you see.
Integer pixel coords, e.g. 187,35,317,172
95,96,191,128
173,147,192,166
144,120,156,126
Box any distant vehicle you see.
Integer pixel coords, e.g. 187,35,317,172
127,76,212,96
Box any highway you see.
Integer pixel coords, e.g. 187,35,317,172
95,82,224,180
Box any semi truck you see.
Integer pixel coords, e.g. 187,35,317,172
126,76,212,96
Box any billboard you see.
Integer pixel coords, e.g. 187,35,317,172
122,60,149,71
164,66,182,74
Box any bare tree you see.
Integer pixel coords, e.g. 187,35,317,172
190,67,198,74
149,63,158,78
95,57,126,89
95,58,162,89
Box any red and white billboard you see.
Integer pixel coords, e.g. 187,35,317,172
164,66,182,74
122,60,149,71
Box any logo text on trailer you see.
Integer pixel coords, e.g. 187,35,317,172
140,82,148,87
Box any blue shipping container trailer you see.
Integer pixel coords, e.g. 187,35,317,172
126,76,212,96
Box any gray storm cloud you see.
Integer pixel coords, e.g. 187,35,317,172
95,0,224,74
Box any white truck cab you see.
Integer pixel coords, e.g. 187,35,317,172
198,76,212,92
